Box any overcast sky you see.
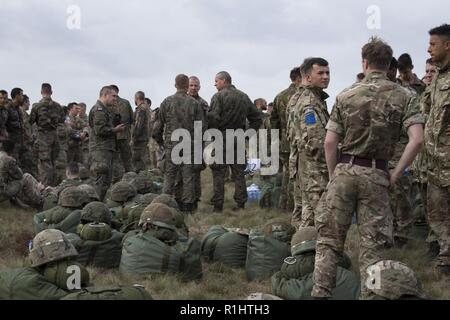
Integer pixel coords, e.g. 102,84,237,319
1,0,448,111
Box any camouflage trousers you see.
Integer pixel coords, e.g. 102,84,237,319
55,147,67,186
193,165,206,203
312,164,393,299
388,174,413,244
36,130,60,186
298,154,328,228
278,152,294,211
17,173,43,209
162,149,196,204
132,140,148,173
147,138,159,169
289,150,303,228
18,142,38,179
427,181,450,267
116,139,133,173
67,143,83,164
211,163,247,208
90,149,114,201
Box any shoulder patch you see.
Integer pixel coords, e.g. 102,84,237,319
97,107,103,111
304,107,316,125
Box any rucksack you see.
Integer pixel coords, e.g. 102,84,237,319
201,226,248,268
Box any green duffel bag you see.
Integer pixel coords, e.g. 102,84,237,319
271,266,360,300
120,232,202,281
66,229,124,269
61,285,153,300
246,230,291,281
0,267,69,300
201,225,248,268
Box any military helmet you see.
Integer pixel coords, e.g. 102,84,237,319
263,219,296,243
291,227,317,248
122,171,138,183
139,203,177,231
367,260,427,300
110,181,137,203
130,175,153,194
58,186,90,208
81,201,112,224
78,184,100,201
139,193,158,206
151,194,179,210
79,222,113,241
29,229,78,267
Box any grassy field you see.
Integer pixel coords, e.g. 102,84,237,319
0,169,449,300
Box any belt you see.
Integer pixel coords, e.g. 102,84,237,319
339,154,388,172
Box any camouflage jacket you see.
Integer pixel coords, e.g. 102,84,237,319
0,105,7,137
397,74,426,96
424,61,450,186
191,94,209,128
208,85,262,132
114,96,134,140
291,85,329,167
88,100,117,152
20,109,34,143
271,83,298,153
5,101,24,140
0,150,23,199
131,103,149,143
153,90,205,149
326,71,424,161
30,97,64,132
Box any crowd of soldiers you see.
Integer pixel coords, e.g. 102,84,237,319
0,23,448,299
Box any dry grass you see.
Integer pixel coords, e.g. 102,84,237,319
0,169,449,299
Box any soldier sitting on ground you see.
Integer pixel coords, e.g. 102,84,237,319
34,186,90,234
42,162,83,210
0,139,45,209
105,180,139,228
0,229,90,300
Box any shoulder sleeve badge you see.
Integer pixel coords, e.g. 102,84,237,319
304,107,316,125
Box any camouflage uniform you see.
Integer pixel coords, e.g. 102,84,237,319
0,151,43,208
78,114,90,167
55,121,70,185
424,61,450,271
286,85,306,227
88,100,117,200
131,103,149,172
67,114,85,163
271,83,298,211
207,85,262,209
397,74,427,96
112,96,133,181
147,108,160,169
153,90,205,210
5,101,24,161
20,109,38,178
291,85,330,227
30,97,64,186
312,71,423,299
190,94,209,204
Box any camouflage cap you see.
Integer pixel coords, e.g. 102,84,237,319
29,229,78,267
367,260,427,300
81,201,112,224
122,171,138,183
139,203,177,231
110,181,137,203
78,184,100,201
151,194,179,210
58,186,90,208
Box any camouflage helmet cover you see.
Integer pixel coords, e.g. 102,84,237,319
81,201,112,224
58,186,90,208
110,181,137,203
29,229,78,267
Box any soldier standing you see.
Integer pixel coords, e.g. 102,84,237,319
290,58,330,227
153,74,204,213
131,91,149,173
77,103,90,167
110,85,133,179
0,90,8,141
311,37,424,299
5,88,25,163
89,86,125,200
424,24,450,276
271,67,302,211
207,71,262,212
30,83,65,186
188,76,209,209
19,94,38,178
